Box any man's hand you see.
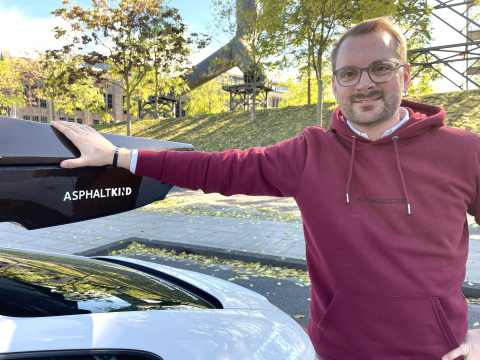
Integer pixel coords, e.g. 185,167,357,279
441,329,480,359
51,120,132,170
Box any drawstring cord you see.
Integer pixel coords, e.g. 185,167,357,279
345,135,411,215
346,136,357,203
392,136,412,215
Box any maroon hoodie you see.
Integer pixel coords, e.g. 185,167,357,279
135,99,478,359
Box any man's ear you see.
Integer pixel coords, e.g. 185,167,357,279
332,75,337,101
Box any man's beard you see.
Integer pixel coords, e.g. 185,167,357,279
340,88,402,128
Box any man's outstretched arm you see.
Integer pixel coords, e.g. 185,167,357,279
51,120,308,198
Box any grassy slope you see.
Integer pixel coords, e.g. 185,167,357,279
94,89,480,152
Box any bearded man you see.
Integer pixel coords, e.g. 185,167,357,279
52,17,480,360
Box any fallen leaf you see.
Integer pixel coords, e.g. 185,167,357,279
293,315,305,319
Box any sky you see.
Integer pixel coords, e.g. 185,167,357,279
0,0,475,92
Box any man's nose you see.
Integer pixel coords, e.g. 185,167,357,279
355,68,376,91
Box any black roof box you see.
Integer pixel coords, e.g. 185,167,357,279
0,116,193,229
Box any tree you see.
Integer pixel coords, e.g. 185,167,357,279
183,75,230,115
209,0,279,123
279,59,336,107
262,0,432,127
49,0,207,135
0,59,27,112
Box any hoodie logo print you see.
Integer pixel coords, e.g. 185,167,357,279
357,197,406,205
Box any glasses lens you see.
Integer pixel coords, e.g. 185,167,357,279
337,67,360,86
369,62,395,82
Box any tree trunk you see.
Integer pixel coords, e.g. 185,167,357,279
126,77,131,136
74,103,77,124
316,55,323,127
251,87,256,123
307,66,311,105
155,68,159,119
316,79,323,127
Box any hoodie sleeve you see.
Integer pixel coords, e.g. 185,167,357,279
134,134,308,198
467,136,480,222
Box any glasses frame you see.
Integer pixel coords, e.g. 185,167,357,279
332,61,406,87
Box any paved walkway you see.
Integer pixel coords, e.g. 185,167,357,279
1,188,480,283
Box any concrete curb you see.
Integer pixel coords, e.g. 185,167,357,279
75,237,308,271
75,237,480,298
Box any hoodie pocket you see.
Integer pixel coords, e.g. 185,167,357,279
317,288,460,360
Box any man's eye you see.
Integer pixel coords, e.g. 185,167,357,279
341,71,356,78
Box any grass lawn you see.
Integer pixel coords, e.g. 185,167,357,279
94,89,480,152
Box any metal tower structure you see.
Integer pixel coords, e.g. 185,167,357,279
409,0,480,90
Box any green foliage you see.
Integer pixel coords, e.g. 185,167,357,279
0,59,27,111
183,75,230,115
49,0,207,134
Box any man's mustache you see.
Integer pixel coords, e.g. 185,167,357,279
349,90,384,102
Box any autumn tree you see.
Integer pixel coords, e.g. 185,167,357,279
261,0,432,127
0,59,27,112
183,75,230,115
49,0,207,135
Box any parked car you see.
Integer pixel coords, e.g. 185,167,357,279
0,117,315,359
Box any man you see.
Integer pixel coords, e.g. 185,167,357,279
52,17,479,360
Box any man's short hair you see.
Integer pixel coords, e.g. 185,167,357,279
330,17,407,71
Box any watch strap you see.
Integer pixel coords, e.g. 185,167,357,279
113,146,121,167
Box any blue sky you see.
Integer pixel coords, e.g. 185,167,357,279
0,0,474,92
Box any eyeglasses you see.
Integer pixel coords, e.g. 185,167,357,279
332,61,405,87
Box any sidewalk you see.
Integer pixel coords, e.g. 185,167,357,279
1,188,480,284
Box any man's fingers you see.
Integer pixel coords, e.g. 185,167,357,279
60,157,86,169
56,120,84,135
52,121,83,139
441,341,470,360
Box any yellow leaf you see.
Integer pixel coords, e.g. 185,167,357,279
293,315,305,318
468,282,474,286
475,322,479,327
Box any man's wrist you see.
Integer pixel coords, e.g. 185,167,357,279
116,148,133,170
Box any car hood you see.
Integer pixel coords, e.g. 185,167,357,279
94,255,275,310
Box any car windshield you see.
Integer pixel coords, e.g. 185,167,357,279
0,249,215,317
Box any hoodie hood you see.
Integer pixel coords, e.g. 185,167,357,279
329,99,446,144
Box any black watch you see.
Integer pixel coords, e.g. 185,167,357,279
113,146,121,167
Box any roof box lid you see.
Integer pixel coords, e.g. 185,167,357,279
0,116,193,165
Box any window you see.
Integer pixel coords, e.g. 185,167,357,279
23,116,30,120
41,117,48,123
32,116,39,122
68,118,74,123
181,102,186,117
31,86,38,107
105,93,113,109
40,99,47,108
59,117,66,121
77,119,82,124
76,107,82,111
94,120,100,125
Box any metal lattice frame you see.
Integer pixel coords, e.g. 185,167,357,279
409,0,480,90
222,79,273,111
137,95,179,119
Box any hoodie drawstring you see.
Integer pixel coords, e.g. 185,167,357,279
345,135,412,215
346,136,357,203
392,136,411,215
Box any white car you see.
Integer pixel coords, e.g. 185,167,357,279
0,247,314,360
0,117,314,359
